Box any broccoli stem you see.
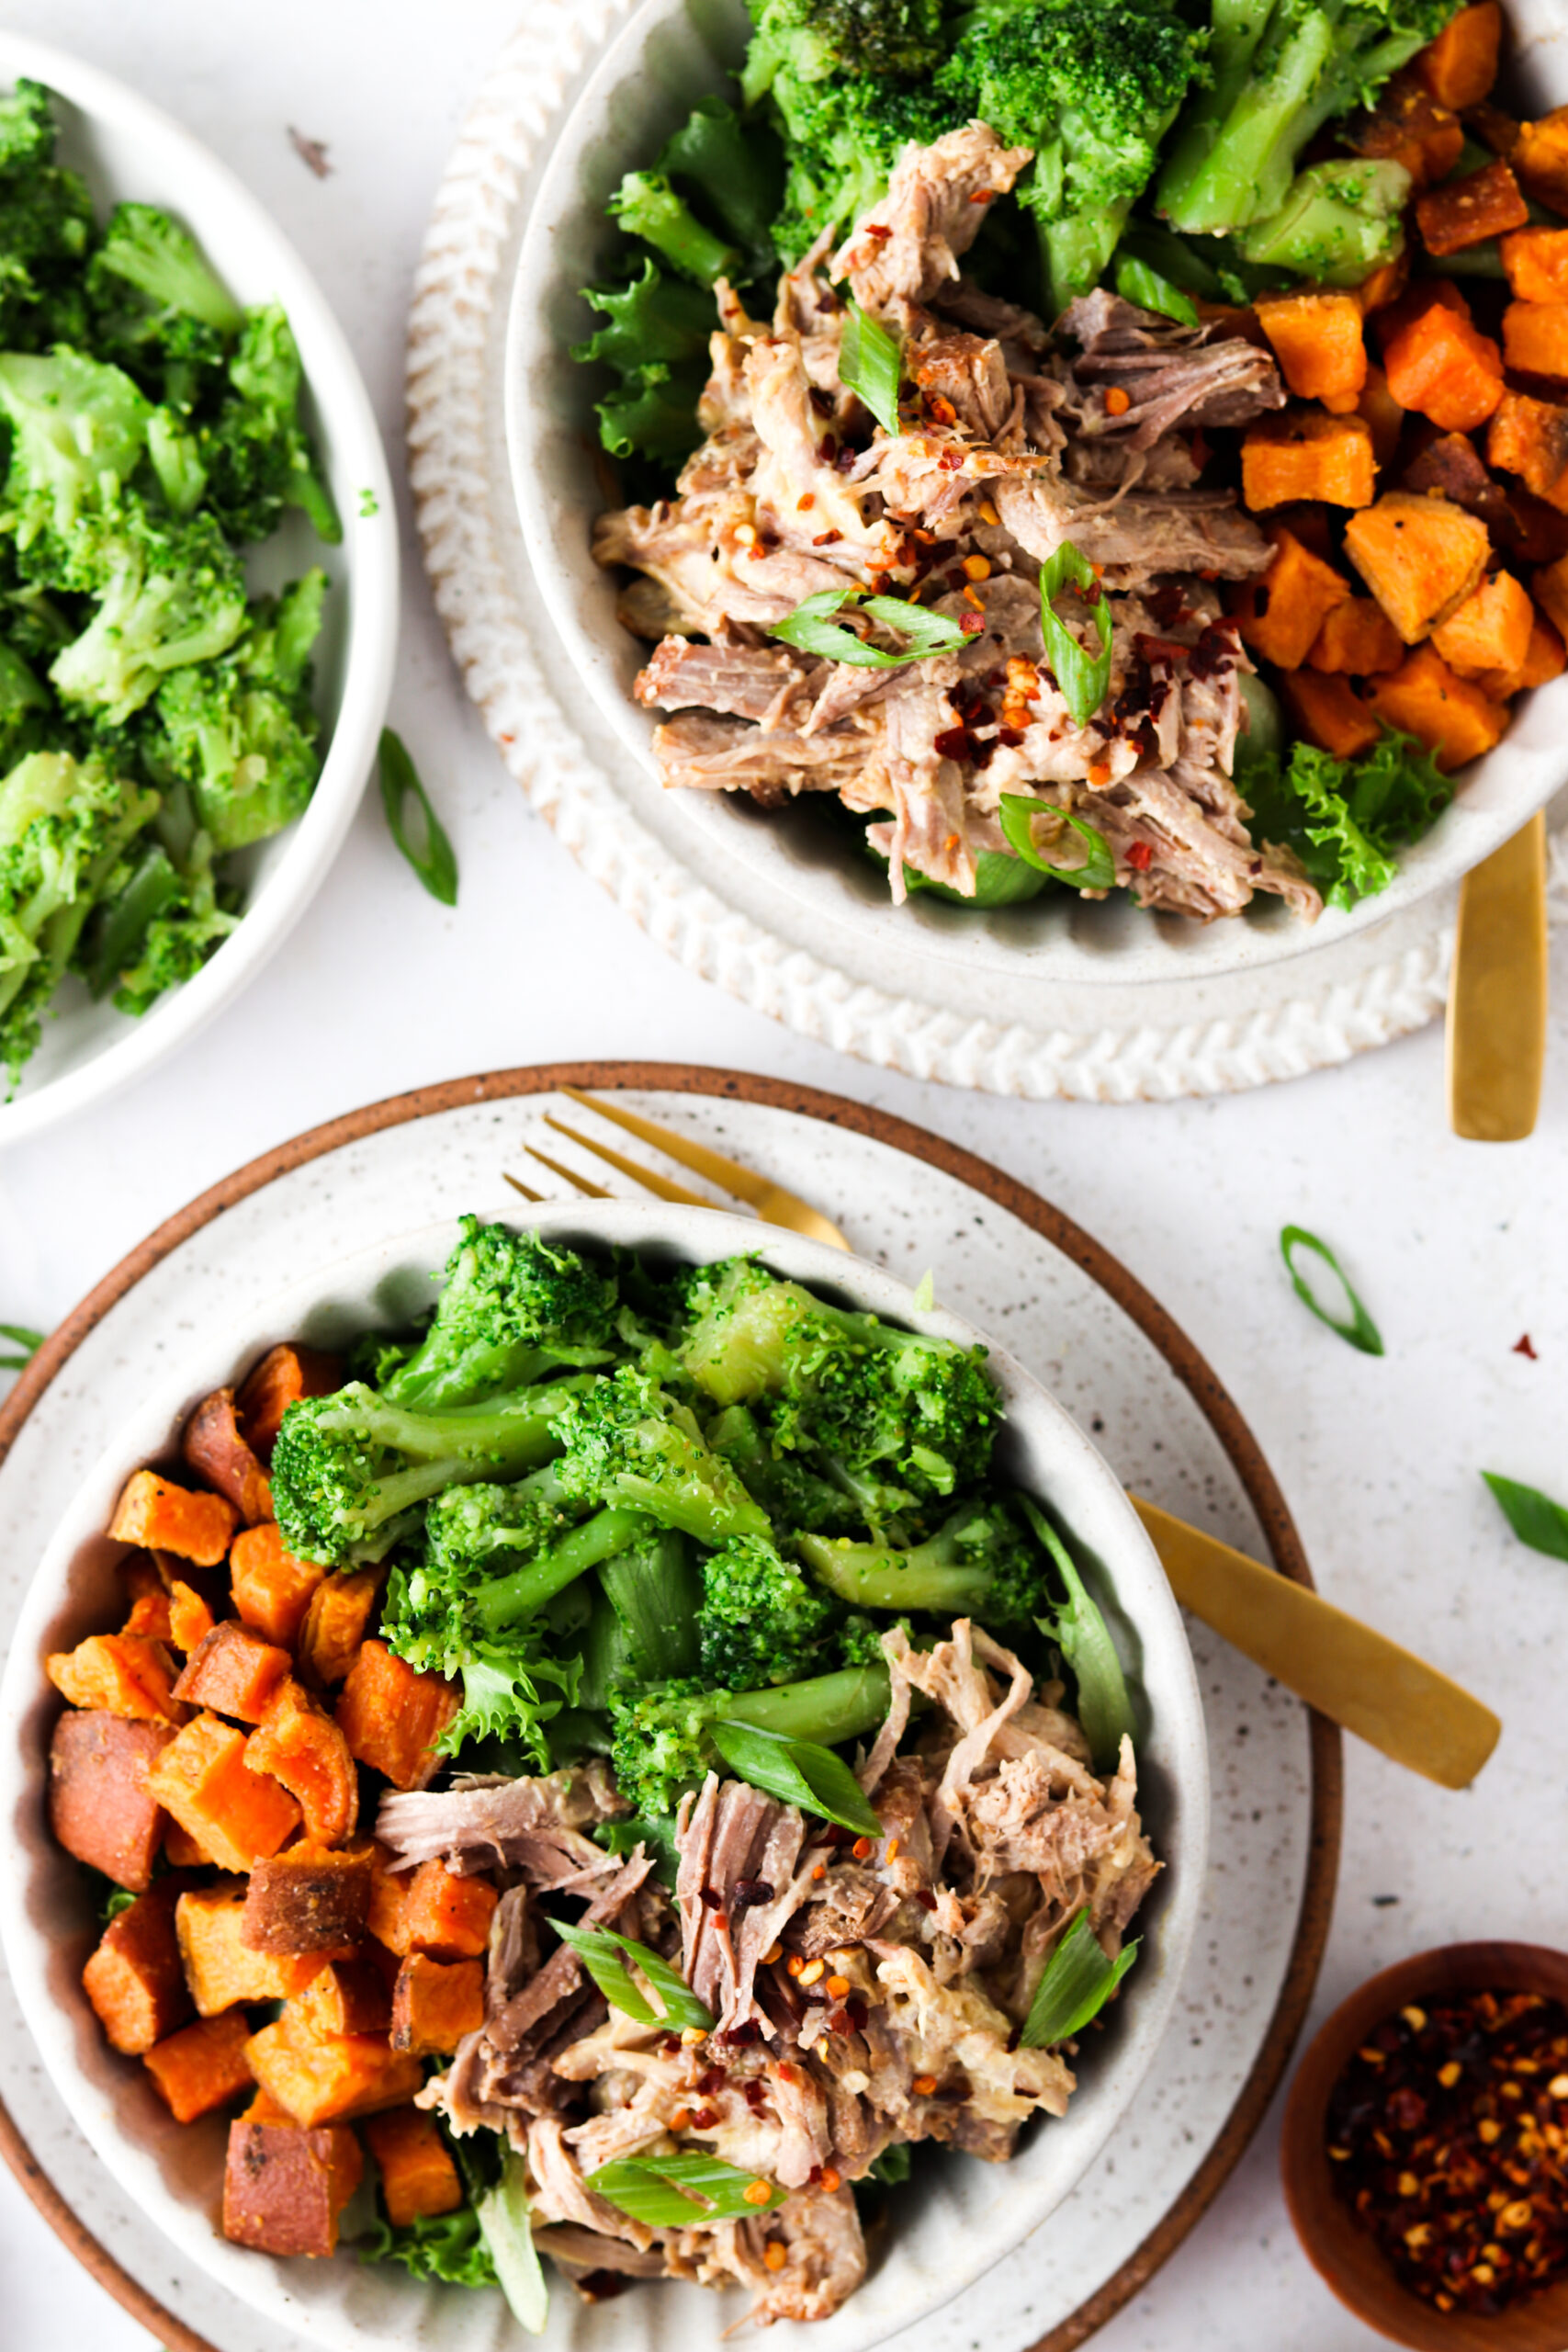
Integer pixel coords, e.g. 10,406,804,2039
719,1663,892,1749
475,1506,655,1633
1160,7,1338,232
796,1506,994,1614
83,844,183,999
609,172,739,288
600,1531,703,1681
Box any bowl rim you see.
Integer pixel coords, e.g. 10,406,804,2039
0,28,399,1149
505,0,1568,1000
0,1193,1209,2352
1280,1939,1568,2352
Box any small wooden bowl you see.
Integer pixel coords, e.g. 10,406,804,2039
1281,1941,1568,2351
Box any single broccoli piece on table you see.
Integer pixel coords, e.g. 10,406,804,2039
608,1658,892,1816
199,303,339,545
146,570,325,853
797,1495,1048,1623
697,1530,842,1687
46,503,248,727
554,1364,773,1548
0,349,151,550
1235,156,1411,283
380,1219,621,1410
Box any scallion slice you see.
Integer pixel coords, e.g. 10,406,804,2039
378,728,458,908
839,297,903,436
1113,254,1198,329
709,1717,882,1838
1021,1910,1139,2049
1482,1472,1568,1563
0,1322,44,1372
998,795,1116,890
1038,541,1112,729
770,586,969,669
547,1917,715,2032
589,2151,787,2227
1279,1227,1383,1356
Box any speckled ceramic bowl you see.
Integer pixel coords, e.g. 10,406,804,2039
0,1200,1205,2352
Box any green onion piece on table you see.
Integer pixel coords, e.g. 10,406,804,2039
839,298,903,437
547,1917,716,2032
1038,541,1113,729
1021,1910,1139,2049
1481,1473,1568,1564
1113,254,1198,327
1279,1226,1383,1356
590,2152,787,2228
709,1717,882,1838
998,795,1116,890
0,1321,44,1372
770,587,969,670
378,727,458,908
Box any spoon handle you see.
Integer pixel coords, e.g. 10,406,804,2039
1447,811,1549,1143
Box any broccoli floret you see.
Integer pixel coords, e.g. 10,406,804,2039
697,1530,841,1687
47,504,247,726
706,1401,850,1532
1235,156,1411,282
608,173,741,288
270,1379,586,1567
554,1365,773,1547
1156,0,1460,235
0,750,158,1084
199,304,339,545
0,638,50,771
381,1219,621,1410
797,1496,1048,1623
0,90,94,350
607,1658,893,1815
0,78,58,175
144,571,324,853
0,349,150,548
86,201,243,336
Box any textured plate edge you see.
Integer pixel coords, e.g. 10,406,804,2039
0,1058,1343,2350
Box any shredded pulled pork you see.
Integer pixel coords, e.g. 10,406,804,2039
394,1618,1157,2327
592,124,1320,924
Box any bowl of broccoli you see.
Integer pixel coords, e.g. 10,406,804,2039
0,33,397,1144
1,1198,1206,2352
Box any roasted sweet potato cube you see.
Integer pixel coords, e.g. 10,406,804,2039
167,1581,215,1655
1514,108,1568,219
1233,527,1352,669
246,1683,358,1846
1279,672,1382,759
1532,549,1568,644
1471,610,1566,697
83,1884,192,2055
1500,228,1568,304
223,2116,364,2258
164,1817,217,1869
296,1567,382,1688
175,1884,318,2015
1344,492,1492,642
49,1710,175,1891
236,1344,345,1464
244,2015,423,2126
230,1522,326,1649
335,1641,457,1792
1494,485,1568,564
366,1846,416,1956
122,1589,174,1642
1307,597,1405,675
48,1633,186,1724
1431,569,1535,678
1401,431,1505,521
1255,291,1367,410
1486,392,1568,512
1348,78,1464,188
1414,3,1502,111
147,1713,301,1874
363,2107,462,2227
1354,254,1411,320
1416,160,1528,256
243,1843,375,1955
1366,643,1510,767
1242,411,1376,511
1381,285,1504,432
389,1952,485,2056
402,1860,500,1961
173,1621,293,1724
109,1471,236,1566
297,1957,391,2040
144,2007,254,2123
1503,301,1568,384
183,1389,273,1525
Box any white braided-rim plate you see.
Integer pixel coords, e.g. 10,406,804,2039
407,6,1568,1103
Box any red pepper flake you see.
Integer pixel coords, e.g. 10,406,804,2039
863,223,891,243
1126,841,1154,871
923,391,959,427
1513,1334,1539,1359
913,1888,937,1912
797,492,816,512
812,529,842,547
1087,760,1112,788
697,2065,727,2095
835,445,861,475
933,726,970,761
938,449,964,472
958,611,985,637
689,2107,718,2130
816,435,838,465
967,188,993,204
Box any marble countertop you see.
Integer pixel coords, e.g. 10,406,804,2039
1,6,1564,2348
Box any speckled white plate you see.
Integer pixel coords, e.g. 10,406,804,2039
408,5,1567,1101
0,1068,1337,2352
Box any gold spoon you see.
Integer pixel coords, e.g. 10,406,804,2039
1447,811,1549,1142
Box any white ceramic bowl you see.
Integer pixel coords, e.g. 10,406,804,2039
0,1202,1205,2352
507,0,1566,1001
0,32,398,1148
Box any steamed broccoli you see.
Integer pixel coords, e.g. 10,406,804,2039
200,304,339,545
554,1365,773,1547
47,505,248,726
86,201,243,338
607,1658,893,1815
0,78,57,175
100,822,239,1015
797,1496,1049,1623
697,1530,841,1686
0,86,93,351
381,1219,620,1411
1235,155,1411,282
706,1401,850,1532
147,570,324,852
0,349,150,549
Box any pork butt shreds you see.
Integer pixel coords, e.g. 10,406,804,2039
400,1617,1158,2328
592,125,1318,922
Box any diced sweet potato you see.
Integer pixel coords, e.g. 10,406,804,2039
1401,430,1506,524
244,2013,423,2126
1355,254,1411,320
1495,485,1568,564
167,1581,215,1655
1233,527,1353,669
83,1883,192,2054
1469,102,1519,162
389,1952,485,2055
1280,671,1383,758
1416,160,1528,255
1382,285,1504,431
335,1641,457,1792
1356,364,1406,468
245,1684,358,1847
223,2116,364,2257
1514,108,1568,219
1501,228,1568,304
1366,642,1510,766
1348,78,1465,188
147,1713,301,1873
1242,411,1375,511
296,1567,383,1688
1502,301,1568,383
1471,610,1566,697
108,1470,236,1566
298,1957,391,2039
1344,492,1492,642
366,1846,416,1955
173,1621,293,1724
230,1522,326,1649
122,1590,174,1642
1486,390,1568,511
243,1843,375,1955
1430,568,1535,677
48,1633,186,1724
1306,596,1405,675
1255,290,1368,410
1415,4,1502,111
164,1818,216,1869
362,2106,462,2226
183,1389,273,1525
1532,549,1568,643
236,1344,345,1464
144,2007,254,2123
49,1710,175,1891
175,1884,320,2014
402,1860,500,1962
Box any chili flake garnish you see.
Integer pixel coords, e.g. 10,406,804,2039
1325,1990,1568,2315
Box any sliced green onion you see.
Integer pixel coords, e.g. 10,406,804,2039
1279,1227,1383,1356
998,795,1116,890
378,728,458,908
770,587,969,670
709,1717,882,1838
1113,254,1199,328
1021,1497,1134,1770
1021,1910,1139,2048
1482,1472,1568,1563
0,1322,44,1373
547,1917,715,2032
1037,541,1112,729
839,298,903,437
589,2151,787,2228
